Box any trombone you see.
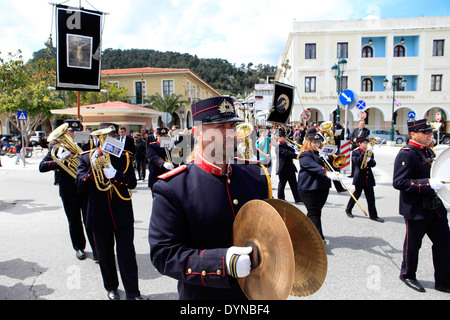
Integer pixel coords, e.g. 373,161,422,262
317,147,368,217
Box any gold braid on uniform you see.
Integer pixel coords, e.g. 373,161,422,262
259,163,273,199
110,152,133,201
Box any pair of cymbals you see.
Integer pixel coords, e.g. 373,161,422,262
233,199,327,300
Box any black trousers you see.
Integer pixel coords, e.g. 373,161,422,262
93,223,140,298
401,216,450,286
299,189,329,240
135,157,146,180
345,186,378,219
278,172,301,202
61,194,95,253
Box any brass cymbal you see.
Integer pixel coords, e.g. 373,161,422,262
233,200,295,300
265,199,327,297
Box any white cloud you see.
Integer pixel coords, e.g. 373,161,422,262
0,0,426,66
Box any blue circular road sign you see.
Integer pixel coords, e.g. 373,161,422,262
339,89,355,106
408,111,416,119
356,100,366,110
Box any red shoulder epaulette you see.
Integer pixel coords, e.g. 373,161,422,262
158,165,187,180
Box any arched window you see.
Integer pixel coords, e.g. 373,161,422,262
394,45,405,57
362,46,373,58
361,78,373,92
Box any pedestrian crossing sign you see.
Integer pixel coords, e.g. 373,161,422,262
17,111,27,121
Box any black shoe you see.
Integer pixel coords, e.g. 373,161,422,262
127,295,144,300
370,217,384,223
107,290,120,300
346,211,354,218
76,249,86,260
399,276,425,292
435,285,450,293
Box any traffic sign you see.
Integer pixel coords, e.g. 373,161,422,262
436,112,442,121
161,112,172,125
359,111,367,120
301,110,311,121
17,111,27,121
339,89,355,106
408,111,416,119
356,100,366,110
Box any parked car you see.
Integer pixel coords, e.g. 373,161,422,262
434,131,450,145
369,130,405,145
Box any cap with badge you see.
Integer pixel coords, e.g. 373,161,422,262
99,122,119,135
192,97,243,124
306,128,324,142
64,119,83,131
356,136,370,143
407,119,434,133
156,127,169,136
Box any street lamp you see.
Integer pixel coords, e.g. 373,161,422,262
383,76,407,142
331,58,347,123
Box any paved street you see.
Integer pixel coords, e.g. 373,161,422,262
0,145,449,301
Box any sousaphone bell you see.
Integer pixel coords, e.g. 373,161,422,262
233,199,327,300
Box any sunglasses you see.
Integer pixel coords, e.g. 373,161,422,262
416,129,432,135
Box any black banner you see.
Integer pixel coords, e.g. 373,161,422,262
56,5,102,91
267,82,295,125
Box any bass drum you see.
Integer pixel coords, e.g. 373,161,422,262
431,146,450,207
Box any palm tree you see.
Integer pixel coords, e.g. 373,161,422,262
149,93,188,127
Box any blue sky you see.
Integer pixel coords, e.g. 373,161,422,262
0,0,449,66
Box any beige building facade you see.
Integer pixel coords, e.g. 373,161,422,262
102,67,221,129
276,16,450,134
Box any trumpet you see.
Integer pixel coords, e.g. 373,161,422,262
89,126,116,191
236,123,254,160
47,123,83,179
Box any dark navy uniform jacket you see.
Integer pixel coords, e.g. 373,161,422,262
149,155,271,300
352,147,376,187
276,142,298,176
76,150,137,231
298,150,331,191
393,141,447,220
147,141,169,189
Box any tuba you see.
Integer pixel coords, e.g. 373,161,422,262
47,123,83,179
236,123,254,160
89,126,116,191
319,121,335,145
361,136,380,169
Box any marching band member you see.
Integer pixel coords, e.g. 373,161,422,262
76,123,142,300
345,136,384,222
39,119,96,261
148,97,271,300
297,128,339,242
147,127,174,192
276,129,302,203
393,119,450,293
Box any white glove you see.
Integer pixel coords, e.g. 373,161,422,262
103,164,117,179
366,157,372,162
163,162,174,170
58,150,71,161
326,171,340,181
226,246,252,278
430,178,444,190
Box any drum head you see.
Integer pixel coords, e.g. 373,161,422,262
432,146,450,207
233,200,295,300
